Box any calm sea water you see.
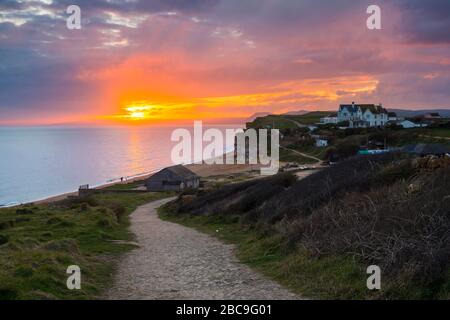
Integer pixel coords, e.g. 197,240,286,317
0,125,241,206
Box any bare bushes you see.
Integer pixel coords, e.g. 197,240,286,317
294,168,450,280
176,173,297,216
253,153,414,226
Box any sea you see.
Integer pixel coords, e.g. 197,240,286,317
0,124,242,207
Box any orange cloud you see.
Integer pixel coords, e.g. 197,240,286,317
77,52,380,124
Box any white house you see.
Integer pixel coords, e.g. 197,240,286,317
388,112,397,121
337,102,389,128
315,138,329,147
320,113,338,124
399,120,428,129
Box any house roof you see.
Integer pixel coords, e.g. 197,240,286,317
164,165,199,178
339,104,358,113
359,104,388,114
402,143,450,155
339,103,387,114
388,112,397,117
147,164,199,182
400,120,417,124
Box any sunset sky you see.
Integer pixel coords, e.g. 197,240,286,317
1,0,450,125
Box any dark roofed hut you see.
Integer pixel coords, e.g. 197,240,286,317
145,165,200,192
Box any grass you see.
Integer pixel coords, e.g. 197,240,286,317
158,209,374,299
102,180,144,190
246,112,332,130
279,148,318,164
390,129,450,147
162,155,450,299
247,115,299,129
412,128,450,139
0,191,172,299
160,189,450,299
284,112,331,125
285,144,327,160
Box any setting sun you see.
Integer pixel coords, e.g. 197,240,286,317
124,105,152,120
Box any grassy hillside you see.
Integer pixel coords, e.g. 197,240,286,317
0,191,171,299
284,111,331,125
411,128,450,138
279,148,319,164
161,154,450,299
247,115,299,129
246,112,331,129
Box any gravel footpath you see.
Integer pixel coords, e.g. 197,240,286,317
105,197,301,300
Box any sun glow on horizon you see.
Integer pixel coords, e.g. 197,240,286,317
120,104,154,120
126,105,151,119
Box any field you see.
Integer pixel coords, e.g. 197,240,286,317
246,112,332,130
0,191,172,299
279,148,319,164
283,111,331,125
247,115,299,129
410,128,450,139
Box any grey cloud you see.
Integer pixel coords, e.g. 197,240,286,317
396,0,450,44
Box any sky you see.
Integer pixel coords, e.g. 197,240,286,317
0,0,450,125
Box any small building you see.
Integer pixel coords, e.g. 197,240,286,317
145,165,200,192
399,120,428,129
320,113,338,124
311,134,329,147
388,112,397,121
315,138,329,147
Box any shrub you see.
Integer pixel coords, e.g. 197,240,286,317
15,208,33,215
46,217,63,225
174,154,407,226
0,287,19,300
166,153,450,296
176,172,297,217
14,266,34,278
97,217,114,228
55,196,99,209
42,239,80,254
0,234,9,245
289,167,450,282
0,221,14,230
107,202,126,222
41,231,53,237
15,217,30,223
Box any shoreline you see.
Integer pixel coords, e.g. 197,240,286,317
33,172,157,205
15,160,262,206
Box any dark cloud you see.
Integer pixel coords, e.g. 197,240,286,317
0,0,449,122
396,0,450,44
53,0,219,15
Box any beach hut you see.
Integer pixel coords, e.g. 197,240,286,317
145,165,200,192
